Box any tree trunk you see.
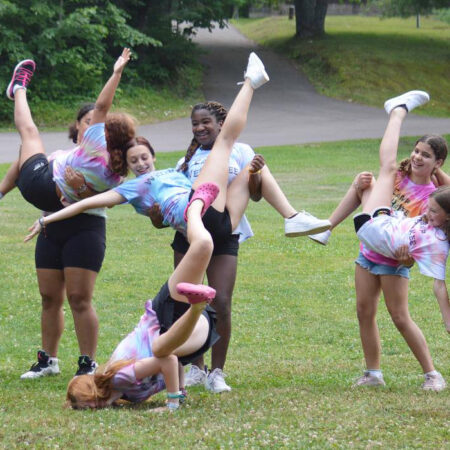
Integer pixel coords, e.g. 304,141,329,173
294,0,328,38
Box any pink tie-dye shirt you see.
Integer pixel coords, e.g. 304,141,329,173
50,123,122,207
361,171,436,266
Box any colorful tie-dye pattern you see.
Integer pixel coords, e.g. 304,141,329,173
109,300,166,402
361,172,436,266
358,214,449,280
114,168,192,234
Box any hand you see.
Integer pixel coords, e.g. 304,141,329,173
24,219,43,242
147,203,167,229
249,154,265,174
64,166,86,190
394,244,414,267
353,172,373,192
113,48,131,74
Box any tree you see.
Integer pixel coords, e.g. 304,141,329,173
293,0,329,38
373,0,449,17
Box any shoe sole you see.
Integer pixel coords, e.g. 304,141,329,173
20,371,60,379
285,224,331,237
308,235,328,245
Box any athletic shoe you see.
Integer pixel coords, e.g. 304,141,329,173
205,368,231,393
185,365,207,387
422,372,446,392
308,229,331,246
384,90,430,115
20,350,60,379
6,59,36,100
284,211,331,237
352,371,386,387
244,52,269,90
176,282,216,304
75,355,98,376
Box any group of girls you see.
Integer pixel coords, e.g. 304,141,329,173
3,47,449,410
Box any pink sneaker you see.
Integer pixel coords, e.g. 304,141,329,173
183,182,219,222
176,282,216,304
6,59,36,100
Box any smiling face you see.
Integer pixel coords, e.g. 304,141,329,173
76,109,94,144
126,145,155,177
427,197,448,228
409,141,443,180
191,109,223,149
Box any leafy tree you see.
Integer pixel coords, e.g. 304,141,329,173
371,0,449,17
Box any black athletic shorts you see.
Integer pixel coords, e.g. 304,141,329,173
16,154,64,212
35,213,106,272
171,189,239,257
151,282,220,366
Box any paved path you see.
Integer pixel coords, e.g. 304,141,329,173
1,24,448,163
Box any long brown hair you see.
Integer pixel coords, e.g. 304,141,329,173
398,135,448,177
178,101,228,173
68,103,95,144
66,359,133,409
105,113,136,176
429,186,450,241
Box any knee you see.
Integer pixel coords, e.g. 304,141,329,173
191,236,213,259
67,291,92,313
40,291,62,311
20,123,40,140
356,303,376,324
389,311,410,332
212,292,232,318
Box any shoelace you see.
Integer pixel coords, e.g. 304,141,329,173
16,67,34,86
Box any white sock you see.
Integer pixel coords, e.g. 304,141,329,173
367,369,383,378
13,85,26,95
424,370,439,377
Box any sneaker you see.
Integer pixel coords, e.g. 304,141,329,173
184,365,207,387
20,350,60,379
75,355,98,376
308,229,331,246
205,368,232,393
243,52,269,90
353,371,386,387
384,90,429,114
422,372,446,392
6,59,36,100
285,211,331,237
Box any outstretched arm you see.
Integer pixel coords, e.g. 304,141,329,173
0,159,20,198
25,190,124,241
433,279,450,333
92,48,131,125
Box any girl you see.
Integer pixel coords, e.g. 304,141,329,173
64,52,268,411
341,90,447,391
9,49,134,378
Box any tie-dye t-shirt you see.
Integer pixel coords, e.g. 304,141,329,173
176,142,255,242
361,171,436,266
51,123,122,210
357,214,449,280
114,168,192,234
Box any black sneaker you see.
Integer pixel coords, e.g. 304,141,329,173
6,59,36,100
20,350,60,379
75,355,98,376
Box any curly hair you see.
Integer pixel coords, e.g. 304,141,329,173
66,359,134,409
105,113,137,176
68,103,95,144
429,186,450,242
398,135,448,177
178,101,228,173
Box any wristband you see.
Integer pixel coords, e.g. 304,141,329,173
77,184,88,195
38,217,46,229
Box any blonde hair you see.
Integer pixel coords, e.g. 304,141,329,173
66,359,134,409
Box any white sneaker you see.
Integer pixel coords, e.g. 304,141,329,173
352,371,386,387
184,365,207,387
422,372,446,392
243,52,269,89
285,211,331,237
384,90,430,114
205,368,231,393
308,229,331,245
21,350,60,379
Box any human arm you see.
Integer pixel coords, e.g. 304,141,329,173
147,203,169,229
24,190,125,241
433,279,450,333
248,154,265,202
91,48,131,125
64,166,98,199
0,159,20,198
393,244,415,268
432,168,450,187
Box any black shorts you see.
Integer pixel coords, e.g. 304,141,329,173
171,231,240,257
16,154,64,212
151,282,220,366
353,207,391,233
35,214,106,272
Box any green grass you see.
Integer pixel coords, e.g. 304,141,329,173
1,136,450,447
233,15,450,117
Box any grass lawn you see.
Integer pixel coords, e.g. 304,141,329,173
233,15,450,117
1,136,449,448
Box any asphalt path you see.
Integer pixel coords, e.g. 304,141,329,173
0,23,448,163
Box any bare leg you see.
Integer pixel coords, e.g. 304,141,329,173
0,159,20,196
14,89,46,169
65,268,99,358
382,276,434,373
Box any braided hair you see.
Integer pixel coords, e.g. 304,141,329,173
178,101,228,173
